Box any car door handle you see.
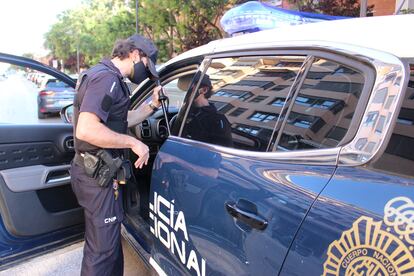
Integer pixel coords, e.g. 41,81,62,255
45,170,71,185
225,200,268,230
46,175,71,185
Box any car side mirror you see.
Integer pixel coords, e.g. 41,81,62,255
60,104,74,124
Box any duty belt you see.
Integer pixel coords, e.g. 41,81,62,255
73,150,130,187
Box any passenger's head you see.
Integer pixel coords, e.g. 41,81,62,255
191,72,212,99
189,72,213,107
198,74,213,99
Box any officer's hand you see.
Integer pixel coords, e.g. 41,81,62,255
131,140,150,169
152,86,163,108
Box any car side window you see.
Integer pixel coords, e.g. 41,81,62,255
141,76,189,110
277,58,365,151
180,55,306,152
372,63,414,177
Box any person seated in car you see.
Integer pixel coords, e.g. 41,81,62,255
182,72,233,147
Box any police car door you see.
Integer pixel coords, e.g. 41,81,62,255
0,53,83,267
147,52,370,275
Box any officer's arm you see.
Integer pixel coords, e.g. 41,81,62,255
76,112,149,168
127,86,162,127
127,104,156,128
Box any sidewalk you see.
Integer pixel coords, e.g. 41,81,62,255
0,238,149,276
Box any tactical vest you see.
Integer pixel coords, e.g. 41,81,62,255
73,63,130,154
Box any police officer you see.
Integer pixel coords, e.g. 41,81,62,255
70,34,160,276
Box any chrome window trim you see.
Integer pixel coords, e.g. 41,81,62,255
169,135,340,166
167,42,408,167
338,59,409,166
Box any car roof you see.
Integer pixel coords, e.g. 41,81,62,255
164,14,413,68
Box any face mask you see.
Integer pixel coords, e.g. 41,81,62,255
129,61,150,84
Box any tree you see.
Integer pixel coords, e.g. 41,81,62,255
45,0,136,71
22,53,34,60
288,0,374,17
138,0,239,62
44,0,240,68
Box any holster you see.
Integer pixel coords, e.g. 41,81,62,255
75,150,125,188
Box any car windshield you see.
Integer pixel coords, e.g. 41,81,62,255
46,79,71,89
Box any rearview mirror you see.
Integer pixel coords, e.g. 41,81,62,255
60,104,74,124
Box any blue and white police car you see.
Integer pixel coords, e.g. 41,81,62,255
0,14,413,275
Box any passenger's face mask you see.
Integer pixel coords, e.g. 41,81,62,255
129,61,150,84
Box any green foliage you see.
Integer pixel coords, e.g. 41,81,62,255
45,0,238,69
45,0,135,71
22,53,35,59
137,0,234,62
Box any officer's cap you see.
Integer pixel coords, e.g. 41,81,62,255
127,34,159,79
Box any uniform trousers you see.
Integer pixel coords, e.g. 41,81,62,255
70,161,124,276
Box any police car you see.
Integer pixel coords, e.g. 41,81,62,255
0,15,414,275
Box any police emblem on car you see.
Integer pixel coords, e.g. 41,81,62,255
323,197,414,275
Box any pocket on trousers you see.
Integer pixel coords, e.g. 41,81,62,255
88,215,121,254
91,189,124,228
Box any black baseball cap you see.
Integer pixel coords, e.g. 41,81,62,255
199,73,212,88
127,34,159,79
193,71,212,88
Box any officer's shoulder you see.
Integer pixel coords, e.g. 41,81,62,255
89,66,119,83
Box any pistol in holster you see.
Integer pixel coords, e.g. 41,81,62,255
83,150,131,188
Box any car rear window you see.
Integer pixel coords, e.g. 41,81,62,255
277,58,365,151
46,79,71,89
180,55,307,152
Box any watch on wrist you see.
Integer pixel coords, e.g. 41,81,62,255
148,102,159,111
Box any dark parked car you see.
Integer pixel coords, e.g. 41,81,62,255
37,76,75,119
0,15,414,275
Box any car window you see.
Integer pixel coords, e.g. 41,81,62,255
45,79,72,89
180,55,306,152
141,75,190,111
277,58,365,151
372,62,414,177
162,78,187,109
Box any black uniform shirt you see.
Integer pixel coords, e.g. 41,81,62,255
79,59,129,123
74,59,130,154
183,103,233,147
